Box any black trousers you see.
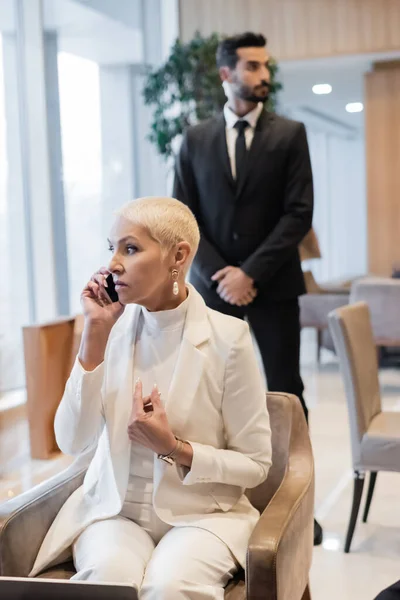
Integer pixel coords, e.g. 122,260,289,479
375,581,400,600
205,295,308,422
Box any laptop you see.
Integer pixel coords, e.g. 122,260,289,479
0,577,138,599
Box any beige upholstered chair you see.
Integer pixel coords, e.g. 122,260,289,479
300,271,351,362
0,393,314,600
299,228,322,262
298,228,368,362
328,302,400,552
350,277,400,347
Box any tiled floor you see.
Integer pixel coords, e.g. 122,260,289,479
304,342,400,600
0,332,399,599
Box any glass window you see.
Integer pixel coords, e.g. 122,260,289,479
58,52,103,315
0,7,30,392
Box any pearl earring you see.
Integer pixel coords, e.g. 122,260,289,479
172,269,179,296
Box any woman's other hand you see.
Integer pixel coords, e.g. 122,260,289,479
127,380,176,456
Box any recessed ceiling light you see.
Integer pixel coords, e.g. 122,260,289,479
346,102,363,113
312,84,332,95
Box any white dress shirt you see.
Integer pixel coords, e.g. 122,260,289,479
223,102,264,179
120,293,189,543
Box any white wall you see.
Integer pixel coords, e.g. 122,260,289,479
288,110,367,282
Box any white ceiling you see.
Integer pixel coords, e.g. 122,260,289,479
0,0,143,64
71,0,141,29
43,0,143,64
278,50,400,133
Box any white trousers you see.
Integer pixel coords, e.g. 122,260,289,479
71,516,238,599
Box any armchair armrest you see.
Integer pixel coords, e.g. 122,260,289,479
0,460,87,577
246,424,314,600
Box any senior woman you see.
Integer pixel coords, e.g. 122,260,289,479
30,197,272,599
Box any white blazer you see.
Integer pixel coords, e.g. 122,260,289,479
31,285,271,576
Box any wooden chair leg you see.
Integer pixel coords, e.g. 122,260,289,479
302,583,311,600
344,471,365,553
363,471,377,523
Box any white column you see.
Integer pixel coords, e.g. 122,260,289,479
130,69,169,198
141,0,163,64
157,0,179,194
43,32,70,315
99,65,136,233
127,0,180,198
98,0,180,214
15,0,58,321
160,0,179,61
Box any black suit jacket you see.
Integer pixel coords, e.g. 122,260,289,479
173,110,314,302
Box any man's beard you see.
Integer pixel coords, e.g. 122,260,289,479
236,82,270,104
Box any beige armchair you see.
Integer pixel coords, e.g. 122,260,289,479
328,302,400,553
350,277,400,347
0,393,314,600
300,271,351,362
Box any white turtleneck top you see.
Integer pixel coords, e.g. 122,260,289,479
120,292,189,543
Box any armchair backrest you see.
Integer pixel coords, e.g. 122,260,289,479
247,393,313,513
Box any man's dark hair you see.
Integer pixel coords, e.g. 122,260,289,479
216,32,267,69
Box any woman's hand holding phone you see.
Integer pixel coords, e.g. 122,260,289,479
78,268,125,371
81,268,124,327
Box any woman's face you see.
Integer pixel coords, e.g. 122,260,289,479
107,216,179,309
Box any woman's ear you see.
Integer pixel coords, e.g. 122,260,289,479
174,242,191,269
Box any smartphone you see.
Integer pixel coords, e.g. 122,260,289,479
106,273,119,303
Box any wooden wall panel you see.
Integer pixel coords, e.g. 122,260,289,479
365,65,400,275
179,0,400,60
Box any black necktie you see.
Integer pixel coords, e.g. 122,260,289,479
234,120,249,185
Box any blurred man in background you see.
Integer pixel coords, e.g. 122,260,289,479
174,32,323,545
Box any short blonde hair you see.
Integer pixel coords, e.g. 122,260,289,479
115,196,200,268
